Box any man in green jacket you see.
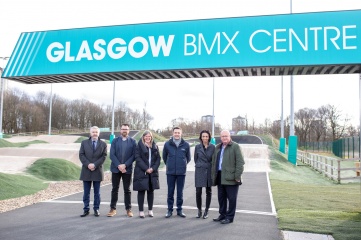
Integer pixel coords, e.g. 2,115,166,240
211,130,245,224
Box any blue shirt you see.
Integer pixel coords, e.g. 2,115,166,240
218,145,225,171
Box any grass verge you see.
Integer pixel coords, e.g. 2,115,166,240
26,158,81,181
261,135,361,240
74,136,88,143
0,139,47,148
0,173,48,200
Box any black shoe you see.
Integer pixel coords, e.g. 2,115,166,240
165,210,173,218
213,215,225,222
177,211,186,218
94,210,100,217
203,210,208,219
196,209,202,218
80,210,89,217
220,219,233,224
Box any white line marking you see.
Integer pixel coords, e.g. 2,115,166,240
266,171,277,215
42,200,276,216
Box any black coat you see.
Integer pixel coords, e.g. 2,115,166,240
133,140,161,191
79,137,107,181
194,143,215,187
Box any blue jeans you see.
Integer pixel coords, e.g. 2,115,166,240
83,181,101,211
166,174,185,212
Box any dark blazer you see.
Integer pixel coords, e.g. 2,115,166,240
194,143,215,188
133,140,161,191
79,137,107,181
110,136,136,174
162,138,191,175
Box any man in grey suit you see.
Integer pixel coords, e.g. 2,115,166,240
79,126,107,217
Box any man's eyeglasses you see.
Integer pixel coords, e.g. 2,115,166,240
121,129,129,131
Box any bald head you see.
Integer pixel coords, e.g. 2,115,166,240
220,130,231,146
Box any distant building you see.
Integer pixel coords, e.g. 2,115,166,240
201,115,213,123
232,115,246,132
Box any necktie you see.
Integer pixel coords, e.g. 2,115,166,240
92,141,96,152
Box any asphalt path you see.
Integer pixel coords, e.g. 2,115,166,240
0,169,280,240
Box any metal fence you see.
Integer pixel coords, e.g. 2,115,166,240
299,141,333,153
332,137,361,159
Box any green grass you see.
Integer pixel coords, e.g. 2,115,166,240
103,155,111,171
0,172,48,200
26,158,81,181
74,136,88,143
261,135,361,240
0,139,47,148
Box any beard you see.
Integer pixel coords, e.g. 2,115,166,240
121,132,127,137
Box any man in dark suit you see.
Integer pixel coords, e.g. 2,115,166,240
107,124,136,217
211,130,245,224
79,126,107,217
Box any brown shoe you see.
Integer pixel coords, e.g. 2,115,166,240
126,209,133,217
107,208,116,217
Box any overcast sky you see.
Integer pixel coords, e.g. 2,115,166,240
1,0,361,130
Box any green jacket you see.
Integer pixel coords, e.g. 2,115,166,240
211,141,245,185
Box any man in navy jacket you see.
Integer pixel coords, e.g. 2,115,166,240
163,127,191,218
107,124,136,217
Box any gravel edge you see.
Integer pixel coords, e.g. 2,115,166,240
0,172,112,213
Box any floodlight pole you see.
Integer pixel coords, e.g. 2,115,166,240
279,76,286,153
0,57,9,139
211,78,216,145
359,74,361,160
287,0,298,165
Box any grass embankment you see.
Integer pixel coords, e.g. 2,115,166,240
74,136,88,143
27,158,81,181
0,173,48,200
261,136,361,240
0,139,47,148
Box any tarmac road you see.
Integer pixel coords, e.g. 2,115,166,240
0,169,280,240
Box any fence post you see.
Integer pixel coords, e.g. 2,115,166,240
331,160,334,180
325,158,328,177
352,137,355,158
337,160,341,184
347,138,350,159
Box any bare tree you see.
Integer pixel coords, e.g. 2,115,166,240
323,104,350,141
295,108,316,143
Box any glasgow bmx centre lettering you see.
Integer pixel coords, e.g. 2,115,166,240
46,25,357,63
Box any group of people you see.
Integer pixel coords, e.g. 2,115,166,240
79,124,245,224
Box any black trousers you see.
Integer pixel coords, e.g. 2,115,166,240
137,175,154,211
110,172,132,210
196,187,212,210
217,171,239,220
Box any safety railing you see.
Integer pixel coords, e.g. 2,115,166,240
297,150,361,183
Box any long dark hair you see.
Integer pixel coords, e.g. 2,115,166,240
199,130,211,143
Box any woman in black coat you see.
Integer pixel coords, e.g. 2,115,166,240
193,130,215,219
133,130,161,218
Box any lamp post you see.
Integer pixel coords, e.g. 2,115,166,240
48,84,53,135
110,80,116,143
0,57,9,139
